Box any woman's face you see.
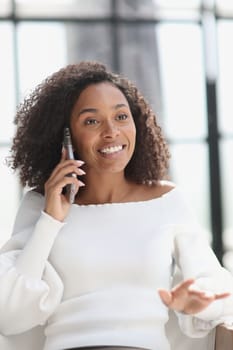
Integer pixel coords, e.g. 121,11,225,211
70,82,136,174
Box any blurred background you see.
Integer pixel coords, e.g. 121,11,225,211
0,0,233,271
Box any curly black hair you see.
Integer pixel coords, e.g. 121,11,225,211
8,61,170,193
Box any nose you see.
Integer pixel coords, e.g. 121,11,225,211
102,120,120,139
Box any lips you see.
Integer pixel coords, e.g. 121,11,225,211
98,144,125,155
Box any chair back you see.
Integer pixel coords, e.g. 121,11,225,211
215,325,233,350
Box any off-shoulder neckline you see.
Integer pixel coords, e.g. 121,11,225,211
28,185,178,208
71,186,178,208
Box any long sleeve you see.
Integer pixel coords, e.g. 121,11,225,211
0,191,64,336
173,224,233,338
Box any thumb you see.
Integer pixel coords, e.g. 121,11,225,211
158,289,172,307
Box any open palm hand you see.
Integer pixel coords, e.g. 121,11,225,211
158,278,230,314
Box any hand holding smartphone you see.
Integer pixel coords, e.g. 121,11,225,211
63,127,77,204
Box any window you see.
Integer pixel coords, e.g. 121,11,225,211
1,0,232,269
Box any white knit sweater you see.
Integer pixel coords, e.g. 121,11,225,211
0,187,233,350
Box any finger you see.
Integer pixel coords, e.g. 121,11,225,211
46,174,79,195
49,162,84,183
48,159,77,181
171,278,195,296
63,179,85,204
76,160,85,167
158,289,172,306
78,180,85,187
76,168,86,176
173,278,195,291
57,177,85,193
188,290,215,301
188,288,231,300
215,292,231,300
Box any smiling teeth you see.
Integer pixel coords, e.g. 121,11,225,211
100,145,123,154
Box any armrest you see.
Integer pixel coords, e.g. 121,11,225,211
215,324,233,350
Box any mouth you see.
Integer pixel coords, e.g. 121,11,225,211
98,144,126,155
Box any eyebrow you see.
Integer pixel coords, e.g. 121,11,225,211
77,103,128,117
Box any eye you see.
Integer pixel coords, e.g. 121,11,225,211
116,114,128,121
84,118,99,125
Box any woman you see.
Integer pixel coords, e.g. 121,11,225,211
1,61,233,350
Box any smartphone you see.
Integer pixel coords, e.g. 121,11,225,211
63,127,76,204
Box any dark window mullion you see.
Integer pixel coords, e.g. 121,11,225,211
206,81,223,262
202,6,223,262
110,0,120,72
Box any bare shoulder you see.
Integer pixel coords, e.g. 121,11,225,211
134,180,176,201
149,180,176,199
158,180,176,194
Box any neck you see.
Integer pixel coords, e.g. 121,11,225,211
76,170,133,205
